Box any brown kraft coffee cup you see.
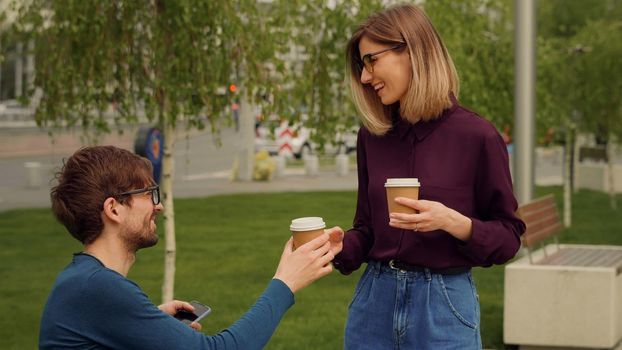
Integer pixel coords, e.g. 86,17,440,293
290,217,326,250
385,178,421,214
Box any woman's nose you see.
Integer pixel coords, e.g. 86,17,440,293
360,67,372,84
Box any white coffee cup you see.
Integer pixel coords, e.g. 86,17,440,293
385,178,421,214
290,217,326,250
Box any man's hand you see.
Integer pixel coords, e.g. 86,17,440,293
158,300,202,331
273,233,336,293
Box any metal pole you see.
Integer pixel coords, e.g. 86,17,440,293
513,0,536,204
15,43,23,98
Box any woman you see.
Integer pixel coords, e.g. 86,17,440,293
332,4,525,349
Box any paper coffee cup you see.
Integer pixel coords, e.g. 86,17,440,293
385,178,421,214
290,217,326,250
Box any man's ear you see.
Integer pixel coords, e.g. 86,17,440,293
102,197,123,224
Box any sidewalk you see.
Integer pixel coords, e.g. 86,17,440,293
0,125,570,212
176,167,358,198
0,166,358,213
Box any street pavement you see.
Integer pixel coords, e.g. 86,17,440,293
0,124,570,213
0,126,359,212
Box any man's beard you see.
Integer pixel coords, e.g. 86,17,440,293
121,213,159,252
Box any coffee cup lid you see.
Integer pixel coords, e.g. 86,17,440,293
384,178,421,187
290,217,326,231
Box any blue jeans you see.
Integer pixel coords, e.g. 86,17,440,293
345,261,482,350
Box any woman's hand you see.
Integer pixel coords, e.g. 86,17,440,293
273,231,341,293
326,226,345,256
388,197,473,241
158,300,202,331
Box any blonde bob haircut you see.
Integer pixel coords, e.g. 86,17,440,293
346,3,459,135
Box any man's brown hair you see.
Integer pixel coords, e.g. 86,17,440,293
51,146,154,244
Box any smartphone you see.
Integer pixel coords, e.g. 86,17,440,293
174,300,211,325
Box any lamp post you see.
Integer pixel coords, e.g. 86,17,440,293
513,0,536,205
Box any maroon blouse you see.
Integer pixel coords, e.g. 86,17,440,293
334,99,526,274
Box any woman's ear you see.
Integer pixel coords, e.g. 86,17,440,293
102,197,123,224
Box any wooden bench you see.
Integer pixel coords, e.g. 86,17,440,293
503,195,622,349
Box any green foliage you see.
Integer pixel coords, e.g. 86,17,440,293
538,0,611,38
570,19,622,140
2,189,621,349
13,0,267,134
537,0,622,142
11,0,532,145
426,0,514,128
264,0,384,149
534,35,569,144
9,0,622,145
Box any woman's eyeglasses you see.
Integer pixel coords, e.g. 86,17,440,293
358,43,406,73
115,185,160,205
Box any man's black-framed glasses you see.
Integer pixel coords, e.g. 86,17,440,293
359,43,406,73
116,185,160,205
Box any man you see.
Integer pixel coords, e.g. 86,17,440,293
39,145,343,349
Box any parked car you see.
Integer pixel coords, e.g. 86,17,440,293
255,118,357,159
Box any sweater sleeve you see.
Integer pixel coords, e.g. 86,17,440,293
333,127,375,275
456,128,525,265
82,271,294,350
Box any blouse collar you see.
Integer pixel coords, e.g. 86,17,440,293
391,93,458,141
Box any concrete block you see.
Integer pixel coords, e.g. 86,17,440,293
504,244,622,349
272,155,286,178
24,161,42,188
304,155,319,177
335,154,349,177
577,163,622,193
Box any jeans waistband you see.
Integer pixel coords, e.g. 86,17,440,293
375,260,470,275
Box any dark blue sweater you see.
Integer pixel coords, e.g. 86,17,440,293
39,253,294,349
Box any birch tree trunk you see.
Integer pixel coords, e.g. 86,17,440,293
161,122,176,303
607,136,617,210
563,126,574,228
572,132,582,193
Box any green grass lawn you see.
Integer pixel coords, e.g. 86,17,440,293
0,187,620,349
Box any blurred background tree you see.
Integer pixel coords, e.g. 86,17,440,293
260,0,384,149
11,0,279,303
426,0,514,129
9,0,621,302
537,0,622,216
